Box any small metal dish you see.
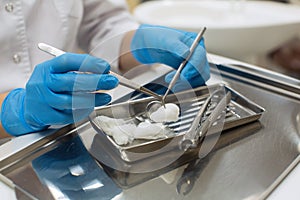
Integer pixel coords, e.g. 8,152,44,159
89,83,265,163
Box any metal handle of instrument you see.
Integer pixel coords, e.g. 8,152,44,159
162,27,207,105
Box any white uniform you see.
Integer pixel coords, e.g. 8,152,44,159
0,0,139,92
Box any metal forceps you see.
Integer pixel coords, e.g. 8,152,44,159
179,89,232,151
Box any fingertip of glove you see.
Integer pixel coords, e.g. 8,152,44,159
95,93,112,107
103,75,119,89
56,53,111,74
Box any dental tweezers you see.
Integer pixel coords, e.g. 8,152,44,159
179,89,231,151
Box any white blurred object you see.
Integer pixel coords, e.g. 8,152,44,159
109,0,130,6
133,0,300,61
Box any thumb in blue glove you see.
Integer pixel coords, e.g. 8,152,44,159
131,24,210,92
1,53,118,136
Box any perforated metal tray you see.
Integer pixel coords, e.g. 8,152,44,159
89,83,264,163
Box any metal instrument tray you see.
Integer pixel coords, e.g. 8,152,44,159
1,59,299,199
89,83,264,163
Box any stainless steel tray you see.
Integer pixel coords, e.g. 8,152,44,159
89,83,264,163
1,59,300,199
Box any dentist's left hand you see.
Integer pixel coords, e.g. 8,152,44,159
131,24,210,92
1,53,118,136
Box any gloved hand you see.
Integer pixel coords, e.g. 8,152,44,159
1,53,118,136
131,24,210,92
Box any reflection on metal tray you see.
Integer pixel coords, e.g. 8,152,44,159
89,83,265,163
93,121,262,189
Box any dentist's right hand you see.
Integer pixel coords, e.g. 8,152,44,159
1,53,118,136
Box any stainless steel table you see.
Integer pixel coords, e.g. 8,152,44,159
0,55,299,200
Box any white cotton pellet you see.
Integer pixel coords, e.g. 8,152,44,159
149,103,180,123
112,131,130,145
111,124,136,145
97,115,127,128
134,121,166,140
96,114,172,145
96,115,127,136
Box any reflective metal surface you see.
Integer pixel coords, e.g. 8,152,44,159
5,135,122,199
0,61,299,199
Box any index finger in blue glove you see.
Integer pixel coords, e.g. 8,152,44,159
49,53,111,74
43,92,112,110
47,73,119,92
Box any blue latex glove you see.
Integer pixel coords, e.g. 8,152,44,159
131,24,210,92
1,53,118,136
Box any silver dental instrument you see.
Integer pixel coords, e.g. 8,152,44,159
162,27,207,105
37,43,163,101
179,90,231,151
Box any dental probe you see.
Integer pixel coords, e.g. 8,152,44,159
38,43,163,101
161,27,207,105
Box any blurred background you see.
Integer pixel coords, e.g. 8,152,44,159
126,0,300,79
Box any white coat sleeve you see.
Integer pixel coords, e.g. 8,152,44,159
77,0,139,72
